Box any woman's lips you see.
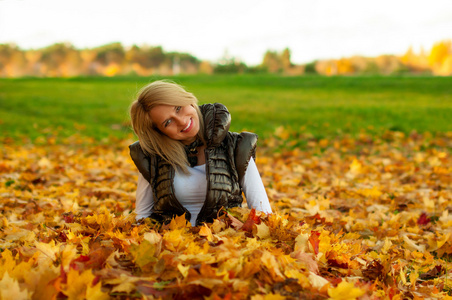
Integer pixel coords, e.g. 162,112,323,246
181,118,193,133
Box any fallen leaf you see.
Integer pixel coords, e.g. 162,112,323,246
0,272,31,300
328,281,366,300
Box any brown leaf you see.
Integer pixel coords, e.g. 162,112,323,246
291,251,319,274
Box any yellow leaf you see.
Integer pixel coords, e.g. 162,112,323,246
274,126,290,140
189,278,223,289
62,269,97,300
86,281,110,300
105,274,140,293
308,271,329,289
23,261,59,300
129,240,157,268
400,268,407,285
251,294,286,300
211,219,226,233
381,238,392,254
402,235,426,252
143,231,162,256
256,222,270,239
177,263,190,278
111,281,136,294
169,213,190,230
35,240,60,261
328,281,366,300
358,186,382,198
60,244,78,269
264,294,286,300
284,268,308,285
199,224,214,241
409,270,419,288
143,231,162,244
38,157,52,169
438,232,451,249
0,272,31,300
349,159,362,175
294,233,310,253
261,251,284,279
0,249,17,275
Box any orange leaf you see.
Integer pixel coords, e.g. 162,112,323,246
309,231,321,255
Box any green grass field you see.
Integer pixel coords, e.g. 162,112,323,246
1,75,451,144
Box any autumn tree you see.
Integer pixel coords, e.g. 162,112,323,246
428,40,452,75
145,46,165,69
0,44,27,77
281,48,292,70
261,48,304,75
428,40,451,67
125,45,144,66
39,43,81,77
261,50,282,73
80,49,98,75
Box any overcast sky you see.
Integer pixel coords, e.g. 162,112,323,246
1,0,451,65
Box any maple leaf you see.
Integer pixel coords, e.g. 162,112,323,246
0,272,31,300
308,231,321,255
402,234,426,252
362,260,385,281
199,224,214,241
293,233,310,253
291,251,319,274
256,222,271,239
419,265,443,280
177,263,190,278
86,279,110,300
129,240,157,269
3,131,452,299
417,212,431,225
226,212,244,229
35,240,60,261
241,208,259,234
164,213,190,230
61,268,108,300
106,273,139,294
251,294,287,300
328,281,366,300
260,251,285,280
308,271,329,289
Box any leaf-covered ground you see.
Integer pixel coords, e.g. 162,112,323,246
1,131,452,299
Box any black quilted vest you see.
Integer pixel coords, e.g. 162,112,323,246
129,103,257,226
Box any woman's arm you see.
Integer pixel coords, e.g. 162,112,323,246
135,173,154,220
240,157,272,214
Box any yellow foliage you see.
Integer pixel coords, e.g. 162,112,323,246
328,281,366,299
429,40,451,67
61,269,108,300
104,63,121,77
0,272,31,300
1,132,452,298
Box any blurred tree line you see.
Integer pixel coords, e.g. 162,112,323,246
0,43,200,77
0,40,451,77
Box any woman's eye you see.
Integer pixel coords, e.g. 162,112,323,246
176,106,181,112
164,119,172,127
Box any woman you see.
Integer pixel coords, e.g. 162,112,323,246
129,80,271,226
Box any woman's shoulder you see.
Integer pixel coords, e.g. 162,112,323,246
200,103,231,147
228,131,258,153
129,141,154,182
199,102,228,112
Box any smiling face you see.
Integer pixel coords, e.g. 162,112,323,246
149,104,200,144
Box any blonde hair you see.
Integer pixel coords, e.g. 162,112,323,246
130,80,205,174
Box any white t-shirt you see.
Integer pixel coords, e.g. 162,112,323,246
135,157,272,225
